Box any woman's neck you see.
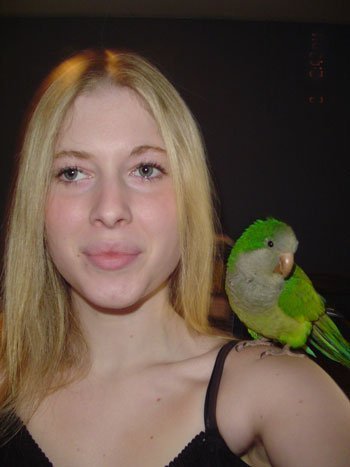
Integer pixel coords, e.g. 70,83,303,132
71,285,196,378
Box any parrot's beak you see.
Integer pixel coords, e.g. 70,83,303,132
274,253,294,278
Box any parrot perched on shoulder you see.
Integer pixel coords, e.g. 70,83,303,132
225,217,350,367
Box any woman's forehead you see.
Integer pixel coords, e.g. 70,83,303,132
56,84,165,152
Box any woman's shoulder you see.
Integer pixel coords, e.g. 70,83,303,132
217,343,350,466
220,342,349,405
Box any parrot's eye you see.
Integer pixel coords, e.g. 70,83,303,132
267,240,274,248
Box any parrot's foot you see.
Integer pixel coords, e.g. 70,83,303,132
260,345,305,359
235,338,273,352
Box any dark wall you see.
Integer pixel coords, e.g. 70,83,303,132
1,18,349,284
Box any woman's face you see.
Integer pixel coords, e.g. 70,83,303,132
45,84,180,312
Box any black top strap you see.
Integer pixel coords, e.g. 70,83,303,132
204,340,237,433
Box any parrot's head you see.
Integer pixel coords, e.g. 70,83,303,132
227,218,298,280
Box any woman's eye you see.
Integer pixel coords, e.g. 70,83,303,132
133,163,165,180
57,167,86,182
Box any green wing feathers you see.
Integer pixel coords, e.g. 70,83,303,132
278,266,324,322
309,313,350,368
279,266,350,367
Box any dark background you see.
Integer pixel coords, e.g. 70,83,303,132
1,18,349,278
0,4,349,391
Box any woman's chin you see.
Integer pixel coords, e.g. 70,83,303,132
71,280,169,316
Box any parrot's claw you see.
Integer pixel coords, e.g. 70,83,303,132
235,338,273,352
260,344,306,359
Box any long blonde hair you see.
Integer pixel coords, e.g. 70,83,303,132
0,49,219,434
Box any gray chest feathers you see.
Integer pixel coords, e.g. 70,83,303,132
226,249,284,313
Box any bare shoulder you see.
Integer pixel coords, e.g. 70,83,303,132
216,343,350,466
225,344,348,397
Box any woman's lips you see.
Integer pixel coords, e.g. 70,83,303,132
84,248,140,271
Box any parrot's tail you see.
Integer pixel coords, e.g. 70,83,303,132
308,313,350,368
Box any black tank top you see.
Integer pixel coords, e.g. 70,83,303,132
0,340,248,466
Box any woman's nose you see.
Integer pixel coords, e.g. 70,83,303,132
89,177,132,228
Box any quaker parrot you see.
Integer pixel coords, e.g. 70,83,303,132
225,218,350,367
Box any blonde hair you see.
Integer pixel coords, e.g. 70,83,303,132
0,49,219,435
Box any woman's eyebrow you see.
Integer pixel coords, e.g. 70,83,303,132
54,146,166,159
130,145,166,156
54,150,92,160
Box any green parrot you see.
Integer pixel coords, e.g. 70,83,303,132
225,217,350,367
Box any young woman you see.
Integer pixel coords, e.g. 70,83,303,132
1,49,349,466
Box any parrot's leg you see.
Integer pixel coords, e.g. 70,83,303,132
260,344,306,359
235,338,273,352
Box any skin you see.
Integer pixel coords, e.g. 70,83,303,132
45,84,180,316
26,84,350,466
